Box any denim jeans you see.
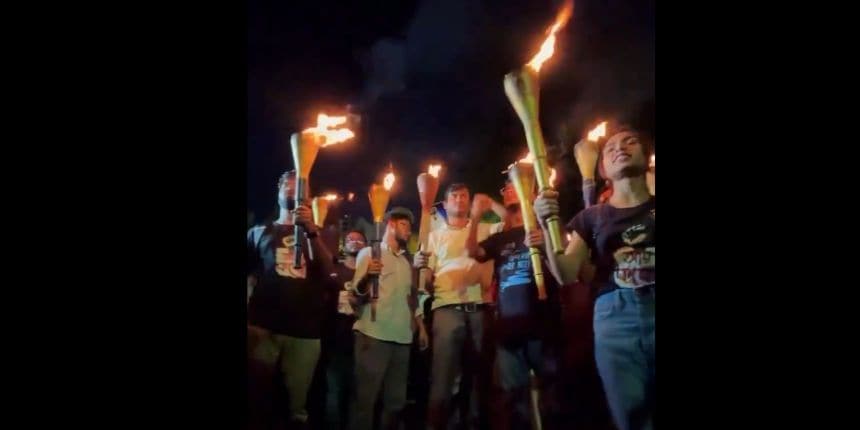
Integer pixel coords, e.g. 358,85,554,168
593,287,655,430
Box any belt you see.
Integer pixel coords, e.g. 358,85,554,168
437,302,489,313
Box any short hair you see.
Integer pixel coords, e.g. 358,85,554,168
345,229,367,243
385,206,415,225
444,183,469,197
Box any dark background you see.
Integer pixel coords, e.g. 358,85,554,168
247,0,655,224
7,0,805,427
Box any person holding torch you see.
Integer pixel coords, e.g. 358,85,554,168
247,170,337,430
466,179,562,430
321,228,367,430
534,122,655,430
413,183,505,430
347,207,429,430
575,121,607,208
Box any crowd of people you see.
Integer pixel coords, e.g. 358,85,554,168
247,122,655,430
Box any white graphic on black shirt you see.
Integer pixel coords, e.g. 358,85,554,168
275,236,307,279
613,223,655,288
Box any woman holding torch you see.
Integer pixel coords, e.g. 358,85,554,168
534,123,655,430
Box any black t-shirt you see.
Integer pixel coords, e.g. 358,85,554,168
322,262,357,354
478,226,559,344
567,197,655,297
247,223,332,338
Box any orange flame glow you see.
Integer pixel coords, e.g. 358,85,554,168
317,114,346,129
587,121,607,142
302,113,355,146
347,192,355,202
428,164,442,178
383,172,396,191
650,154,655,168
526,0,574,72
324,193,339,201
509,154,556,186
506,153,533,171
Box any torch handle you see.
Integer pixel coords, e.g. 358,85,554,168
582,178,597,208
416,245,431,306
370,239,380,322
527,151,564,254
539,202,565,254
529,369,543,430
370,239,381,300
418,267,429,295
528,247,547,300
505,68,565,255
416,210,432,296
293,177,307,269
521,209,547,301
293,225,304,269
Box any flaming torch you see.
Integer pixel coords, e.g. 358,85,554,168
510,153,557,188
508,161,547,300
291,113,354,268
503,0,573,255
416,164,441,299
574,121,606,208
312,193,339,228
367,170,396,321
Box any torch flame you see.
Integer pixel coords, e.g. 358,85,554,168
428,164,442,178
506,153,534,171
526,0,574,72
650,154,655,168
511,154,556,187
383,172,396,191
347,192,355,202
324,193,339,201
587,121,607,142
302,113,355,147
317,114,346,129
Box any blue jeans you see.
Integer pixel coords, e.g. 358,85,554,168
593,287,655,430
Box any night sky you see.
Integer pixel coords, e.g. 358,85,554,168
247,0,655,225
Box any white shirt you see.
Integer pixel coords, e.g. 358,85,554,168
350,242,415,344
427,220,504,310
